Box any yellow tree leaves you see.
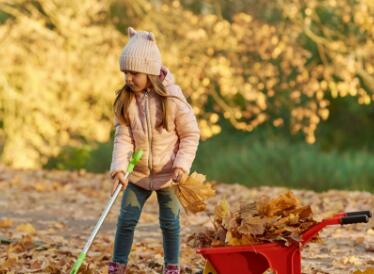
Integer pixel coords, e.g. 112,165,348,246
1,0,374,168
0,0,124,168
189,191,317,247
146,1,374,143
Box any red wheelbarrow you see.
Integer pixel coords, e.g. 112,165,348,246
197,211,372,274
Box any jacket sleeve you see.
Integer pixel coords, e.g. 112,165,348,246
109,116,135,178
172,88,200,174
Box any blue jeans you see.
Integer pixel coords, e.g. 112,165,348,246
112,182,180,265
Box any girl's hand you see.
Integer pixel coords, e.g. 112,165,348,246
172,167,185,183
111,171,129,196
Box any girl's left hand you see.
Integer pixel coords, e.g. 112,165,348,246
172,167,185,183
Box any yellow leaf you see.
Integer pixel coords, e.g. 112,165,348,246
3,255,18,269
226,231,241,246
16,223,36,235
214,198,230,225
174,172,215,214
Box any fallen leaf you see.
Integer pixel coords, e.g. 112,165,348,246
353,267,374,274
16,223,36,235
0,218,13,228
8,235,34,253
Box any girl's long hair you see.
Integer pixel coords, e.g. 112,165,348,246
113,74,184,131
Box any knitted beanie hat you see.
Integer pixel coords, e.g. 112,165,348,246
119,27,162,76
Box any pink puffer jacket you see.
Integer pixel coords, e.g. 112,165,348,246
109,66,200,190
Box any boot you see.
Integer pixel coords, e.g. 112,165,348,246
162,264,180,274
108,261,127,274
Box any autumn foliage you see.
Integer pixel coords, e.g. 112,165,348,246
1,0,373,168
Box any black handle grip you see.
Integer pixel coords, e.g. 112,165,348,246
340,215,369,225
346,211,372,218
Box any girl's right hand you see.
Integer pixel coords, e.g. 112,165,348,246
111,171,129,196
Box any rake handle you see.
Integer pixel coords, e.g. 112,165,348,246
70,150,143,274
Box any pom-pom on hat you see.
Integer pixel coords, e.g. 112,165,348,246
119,27,162,76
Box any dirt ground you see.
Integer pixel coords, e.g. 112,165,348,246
0,165,373,273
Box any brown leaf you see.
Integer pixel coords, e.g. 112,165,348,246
0,218,13,228
238,216,267,236
257,191,300,217
8,235,34,253
353,268,374,274
174,172,216,214
2,255,18,269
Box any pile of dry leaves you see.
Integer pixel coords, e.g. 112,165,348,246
188,191,318,248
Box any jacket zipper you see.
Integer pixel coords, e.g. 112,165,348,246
144,90,153,177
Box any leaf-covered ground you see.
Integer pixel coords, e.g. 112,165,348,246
0,165,373,273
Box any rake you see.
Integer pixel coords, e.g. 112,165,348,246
70,150,143,274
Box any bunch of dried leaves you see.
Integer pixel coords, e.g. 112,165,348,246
189,191,318,247
173,172,216,214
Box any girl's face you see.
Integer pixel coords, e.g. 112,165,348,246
124,70,149,93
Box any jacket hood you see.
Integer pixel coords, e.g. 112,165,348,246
160,65,175,88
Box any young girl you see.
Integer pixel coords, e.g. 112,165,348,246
108,27,200,274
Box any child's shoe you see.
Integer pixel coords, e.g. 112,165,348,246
108,261,127,274
162,264,180,274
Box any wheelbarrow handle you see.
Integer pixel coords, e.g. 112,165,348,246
345,211,372,218
340,214,369,225
301,210,372,246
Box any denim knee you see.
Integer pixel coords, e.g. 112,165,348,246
117,206,140,231
117,216,136,231
159,215,180,233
